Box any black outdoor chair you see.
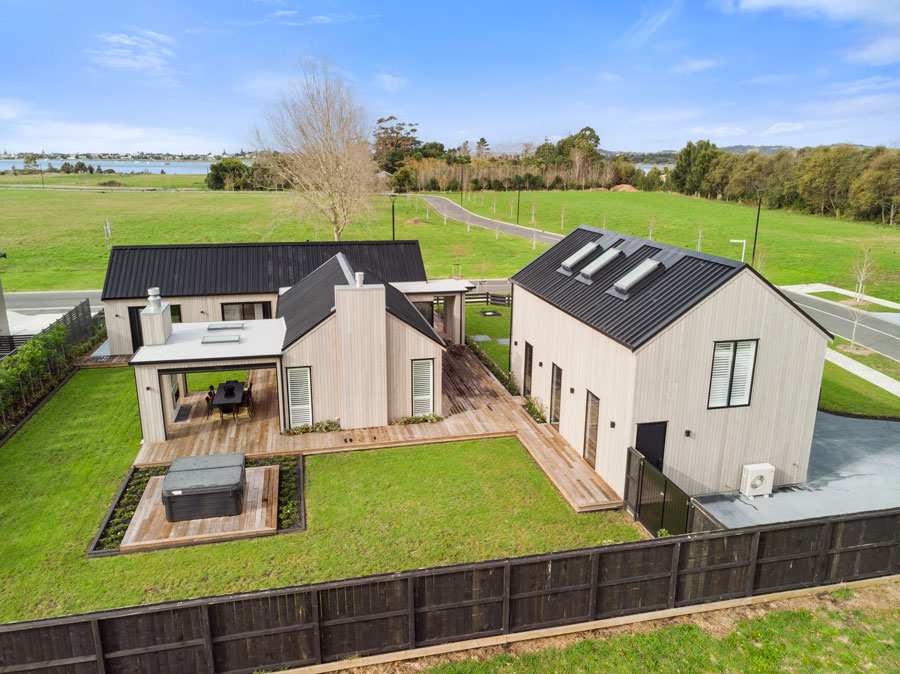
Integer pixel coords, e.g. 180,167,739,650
205,394,214,419
219,403,237,421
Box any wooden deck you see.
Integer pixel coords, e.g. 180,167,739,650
78,353,132,369
133,346,622,512
120,466,278,551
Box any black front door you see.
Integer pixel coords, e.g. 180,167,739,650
127,306,144,353
549,363,562,429
523,342,533,396
635,422,667,471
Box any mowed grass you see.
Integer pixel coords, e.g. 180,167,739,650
429,602,900,673
819,361,900,418
439,190,900,300
829,337,900,380
0,171,206,189
0,368,640,621
810,290,900,313
0,190,548,291
465,302,511,370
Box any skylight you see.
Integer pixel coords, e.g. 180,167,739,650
579,248,621,278
208,322,244,330
560,241,599,271
613,259,660,293
202,334,241,344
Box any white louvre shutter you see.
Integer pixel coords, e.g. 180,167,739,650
411,359,434,416
708,342,735,408
729,340,757,406
287,367,312,427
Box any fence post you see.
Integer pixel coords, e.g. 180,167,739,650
199,604,214,674
815,521,835,583
667,541,681,609
635,458,644,523
90,619,107,674
745,531,761,597
407,576,416,649
588,552,600,620
502,562,511,634
311,589,322,664
891,514,900,574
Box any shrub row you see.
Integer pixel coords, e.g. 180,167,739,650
465,335,519,395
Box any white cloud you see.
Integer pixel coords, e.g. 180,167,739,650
0,98,30,120
279,13,373,26
722,1,900,65
598,71,621,82
619,0,682,47
743,73,792,85
85,29,178,81
690,124,746,136
372,73,409,92
270,10,297,17
671,58,720,73
825,75,900,96
761,121,804,135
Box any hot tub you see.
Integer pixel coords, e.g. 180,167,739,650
162,453,246,522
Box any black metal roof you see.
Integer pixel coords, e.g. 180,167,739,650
510,226,828,350
277,253,444,349
101,241,427,300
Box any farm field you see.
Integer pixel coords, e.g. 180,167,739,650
0,190,549,291
434,190,900,301
0,368,640,621
0,171,206,189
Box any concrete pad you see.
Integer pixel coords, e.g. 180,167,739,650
495,338,510,345
471,334,492,342
698,412,900,528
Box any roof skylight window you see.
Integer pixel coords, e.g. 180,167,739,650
579,248,621,278
613,259,660,293
201,334,241,344
560,241,599,271
208,322,244,330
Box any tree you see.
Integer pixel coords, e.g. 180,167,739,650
475,137,489,158
851,149,900,226
205,158,251,190
849,244,875,348
255,56,376,241
73,161,87,174
60,162,73,174
373,116,420,172
670,140,721,195
393,166,414,192
23,153,38,170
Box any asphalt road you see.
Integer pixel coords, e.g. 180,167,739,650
783,290,900,360
4,290,102,314
419,194,564,246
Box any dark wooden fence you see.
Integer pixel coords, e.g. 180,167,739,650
624,447,724,536
0,299,95,357
464,292,511,307
2,506,898,674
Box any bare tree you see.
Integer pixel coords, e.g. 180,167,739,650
849,244,875,348
696,222,703,251
647,214,656,241
255,56,375,241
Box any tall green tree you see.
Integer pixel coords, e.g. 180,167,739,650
373,116,420,173
851,149,900,226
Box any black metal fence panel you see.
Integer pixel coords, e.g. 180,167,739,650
1,507,898,674
0,298,94,358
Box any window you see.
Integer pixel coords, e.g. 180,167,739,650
523,342,533,397
169,304,182,323
583,391,600,468
411,359,434,415
286,367,312,427
222,301,272,321
708,340,758,408
550,363,562,428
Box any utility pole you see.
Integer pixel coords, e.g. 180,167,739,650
751,189,764,266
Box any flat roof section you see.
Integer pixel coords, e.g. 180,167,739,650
698,412,900,528
130,319,286,364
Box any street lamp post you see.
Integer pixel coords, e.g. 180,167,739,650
389,193,397,241
751,188,764,267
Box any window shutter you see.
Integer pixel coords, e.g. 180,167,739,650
729,341,757,406
411,359,434,416
287,367,312,427
708,342,734,408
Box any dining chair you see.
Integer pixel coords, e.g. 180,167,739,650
205,394,213,419
219,403,237,421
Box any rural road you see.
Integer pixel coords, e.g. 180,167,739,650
4,290,102,314
418,194,564,246
783,290,900,361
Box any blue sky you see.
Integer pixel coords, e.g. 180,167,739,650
1,0,899,153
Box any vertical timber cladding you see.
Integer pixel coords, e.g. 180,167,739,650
1,509,898,674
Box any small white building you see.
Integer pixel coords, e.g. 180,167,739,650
510,226,831,497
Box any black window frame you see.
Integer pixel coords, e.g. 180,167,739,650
221,301,272,321
523,342,533,397
706,338,759,410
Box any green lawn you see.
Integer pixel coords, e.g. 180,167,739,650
0,368,640,622
465,302,511,371
819,361,900,418
810,290,900,313
0,191,549,291
0,171,206,189
829,337,900,380
429,601,900,673
431,190,900,301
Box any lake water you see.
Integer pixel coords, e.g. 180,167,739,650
0,159,226,174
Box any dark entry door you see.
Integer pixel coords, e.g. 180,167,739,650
523,342,533,396
635,421,667,471
549,363,562,429
583,391,600,468
127,306,144,353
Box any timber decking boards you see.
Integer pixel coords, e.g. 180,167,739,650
133,345,621,512
78,354,132,369
120,466,278,551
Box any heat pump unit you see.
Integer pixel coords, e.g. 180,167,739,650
740,463,775,498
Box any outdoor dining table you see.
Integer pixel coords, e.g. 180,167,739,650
212,381,245,416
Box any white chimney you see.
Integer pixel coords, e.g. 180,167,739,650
140,286,172,346
355,271,364,288
147,287,162,312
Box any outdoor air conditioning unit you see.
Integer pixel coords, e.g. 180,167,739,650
740,463,775,498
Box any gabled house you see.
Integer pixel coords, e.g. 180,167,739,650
130,252,446,442
509,226,831,497
102,241,470,354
